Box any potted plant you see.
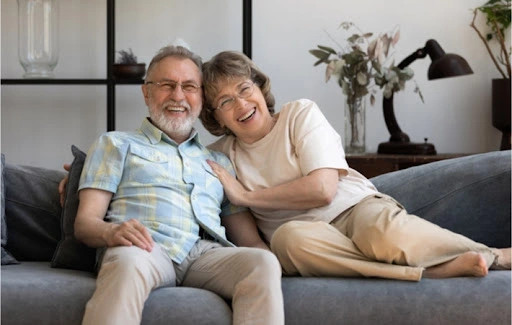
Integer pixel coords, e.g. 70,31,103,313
470,0,511,150
309,22,422,153
112,48,146,80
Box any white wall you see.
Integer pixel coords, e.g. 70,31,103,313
1,0,507,169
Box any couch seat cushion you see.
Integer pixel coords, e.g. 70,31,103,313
1,262,232,325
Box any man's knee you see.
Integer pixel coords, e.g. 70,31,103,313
100,246,155,280
243,248,282,277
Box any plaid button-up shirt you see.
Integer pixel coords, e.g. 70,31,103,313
79,118,245,263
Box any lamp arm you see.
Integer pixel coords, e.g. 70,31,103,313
382,48,427,142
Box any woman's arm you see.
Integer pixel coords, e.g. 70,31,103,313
208,160,339,210
222,211,270,250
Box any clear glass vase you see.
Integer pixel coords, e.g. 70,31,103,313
344,97,366,154
17,0,59,78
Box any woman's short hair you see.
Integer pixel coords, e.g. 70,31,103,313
200,51,275,136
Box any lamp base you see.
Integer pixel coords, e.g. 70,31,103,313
377,141,437,155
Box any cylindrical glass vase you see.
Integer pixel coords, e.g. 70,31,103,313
18,0,59,78
344,97,366,154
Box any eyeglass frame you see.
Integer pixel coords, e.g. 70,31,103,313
144,80,202,93
213,81,256,111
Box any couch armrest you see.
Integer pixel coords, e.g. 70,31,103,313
371,151,511,248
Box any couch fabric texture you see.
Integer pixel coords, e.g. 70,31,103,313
1,149,511,325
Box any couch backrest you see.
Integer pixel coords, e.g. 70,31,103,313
372,150,511,248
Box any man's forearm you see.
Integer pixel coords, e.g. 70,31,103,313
74,188,114,248
75,216,115,248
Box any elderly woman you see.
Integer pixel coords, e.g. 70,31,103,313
199,50,511,281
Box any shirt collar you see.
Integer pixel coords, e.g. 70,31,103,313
140,117,201,146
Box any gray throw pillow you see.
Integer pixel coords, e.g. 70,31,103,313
51,145,96,272
1,153,19,265
4,163,64,261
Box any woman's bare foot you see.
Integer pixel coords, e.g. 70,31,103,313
423,252,489,279
490,248,512,270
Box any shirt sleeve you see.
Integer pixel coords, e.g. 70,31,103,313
291,99,349,175
79,133,128,193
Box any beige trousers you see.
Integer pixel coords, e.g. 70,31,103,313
82,240,284,325
271,194,495,281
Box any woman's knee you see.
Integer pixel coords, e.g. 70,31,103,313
270,221,311,254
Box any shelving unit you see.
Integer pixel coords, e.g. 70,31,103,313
1,0,253,132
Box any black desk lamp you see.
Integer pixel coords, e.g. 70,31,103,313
377,39,473,155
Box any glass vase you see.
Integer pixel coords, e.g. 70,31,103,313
17,0,59,78
344,97,366,154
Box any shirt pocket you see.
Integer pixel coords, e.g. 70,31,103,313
126,145,169,184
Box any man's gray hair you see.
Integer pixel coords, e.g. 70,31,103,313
145,45,203,80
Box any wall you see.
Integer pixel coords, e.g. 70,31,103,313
1,0,507,169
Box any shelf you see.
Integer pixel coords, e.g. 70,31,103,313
1,78,144,85
3,0,252,132
1,79,108,85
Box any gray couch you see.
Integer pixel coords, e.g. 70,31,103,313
1,150,511,325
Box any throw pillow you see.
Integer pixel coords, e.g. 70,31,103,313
4,163,64,261
51,145,97,272
1,153,18,265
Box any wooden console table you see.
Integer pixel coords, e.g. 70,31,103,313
346,153,468,178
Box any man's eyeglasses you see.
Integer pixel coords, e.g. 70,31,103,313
215,81,255,111
145,80,202,93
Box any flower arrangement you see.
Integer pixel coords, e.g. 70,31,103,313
470,0,511,79
309,22,423,106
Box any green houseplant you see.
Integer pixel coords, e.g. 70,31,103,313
309,22,421,153
470,0,511,150
112,48,146,80
470,0,511,79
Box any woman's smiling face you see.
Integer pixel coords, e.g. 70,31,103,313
213,78,275,144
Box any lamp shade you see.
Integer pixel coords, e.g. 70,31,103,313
425,40,473,80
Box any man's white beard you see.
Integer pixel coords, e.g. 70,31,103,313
150,109,196,140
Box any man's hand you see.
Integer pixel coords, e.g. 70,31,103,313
207,159,249,207
104,219,154,252
58,163,71,207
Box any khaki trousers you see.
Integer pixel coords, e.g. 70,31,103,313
271,194,495,281
82,240,284,325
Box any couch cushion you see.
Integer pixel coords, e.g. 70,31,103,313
1,262,233,325
371,150,511,248
281,273,511,325
51,145,96,272
4,163,64,261
1,153,18,265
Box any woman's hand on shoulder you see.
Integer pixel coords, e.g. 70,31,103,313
207,159,249,207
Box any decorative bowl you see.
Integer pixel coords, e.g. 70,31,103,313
112,63,146,80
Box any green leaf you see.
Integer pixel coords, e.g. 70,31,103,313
347,34,361,44
317,45,337,54
313,58,325,66
309,49,330,60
